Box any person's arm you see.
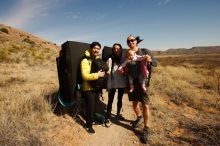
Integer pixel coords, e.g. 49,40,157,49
118,60,128,70
80,58,99,81
135,54,146,61
106,58,112,75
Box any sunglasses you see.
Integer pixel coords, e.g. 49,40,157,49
127,39,136,43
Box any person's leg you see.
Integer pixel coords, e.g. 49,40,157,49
132,101,144,128
139,75,147,91
84,91,95,127
129,75,134,92
133,101,141,117
84,91,96,134
94,91,99,115
105,89,116,127
116,88,125,120
142,103,150,128
140,60,149,77
117,88,125,114
140,102,150,143
106,88,116,119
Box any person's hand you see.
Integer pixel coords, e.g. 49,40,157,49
118,68,124,75
145,55,152,62
106,70,111,75
97,70,105,77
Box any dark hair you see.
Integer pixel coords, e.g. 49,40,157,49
112,43,122,52
90,41,101,49
111,43,123,62
110,43,123,79
136,36,143,44
127,35,143,44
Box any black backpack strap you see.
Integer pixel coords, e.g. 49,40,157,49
110,56,114,80
139,48,156,87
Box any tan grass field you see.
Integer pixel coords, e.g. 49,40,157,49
147,53,220,145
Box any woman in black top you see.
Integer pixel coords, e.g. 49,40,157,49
105,43,127,127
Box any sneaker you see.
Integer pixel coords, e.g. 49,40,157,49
117,113,125,120
85,126,95,134
132,116,143,128
140,127,149,144
105,119,112,128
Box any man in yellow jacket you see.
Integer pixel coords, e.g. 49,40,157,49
81,42,105,134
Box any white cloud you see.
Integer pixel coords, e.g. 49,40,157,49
0,0,61,28
64,11,81,20
72,15,80,19
157,0,173,5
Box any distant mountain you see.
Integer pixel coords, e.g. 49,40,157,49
0,24,60,64
165,46,220,54
152,46,220,55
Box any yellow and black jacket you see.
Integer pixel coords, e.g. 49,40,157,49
80,50,99,91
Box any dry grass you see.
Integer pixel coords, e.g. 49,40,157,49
0,24,87,145
0,63,56,145
0,24,88,145
148,53,220,145
153,53,220,110
0,63,86,146
151,66,219,110
0,42,58,65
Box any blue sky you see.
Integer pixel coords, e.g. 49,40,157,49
0,0,220,50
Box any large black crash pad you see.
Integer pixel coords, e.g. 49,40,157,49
56,41,89,107
102,46,112,62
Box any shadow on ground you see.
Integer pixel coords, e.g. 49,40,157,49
44,91,107,127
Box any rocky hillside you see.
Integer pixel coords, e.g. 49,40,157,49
0,24,60,64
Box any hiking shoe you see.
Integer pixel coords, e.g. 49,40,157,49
132,116,143,128
85,126,95,134
140,127,149,144
117,113,125,120
105,119,112,128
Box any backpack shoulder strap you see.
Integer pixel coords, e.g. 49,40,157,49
139,48,153,87
140,48,151,55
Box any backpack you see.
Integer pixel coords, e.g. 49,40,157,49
89,58,108,90
76,56,108,95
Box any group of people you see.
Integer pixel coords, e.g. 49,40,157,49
80,35,157,143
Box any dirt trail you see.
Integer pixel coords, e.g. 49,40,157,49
80,91,145,146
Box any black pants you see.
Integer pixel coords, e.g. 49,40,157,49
106,88,125,119
83,90,99,128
